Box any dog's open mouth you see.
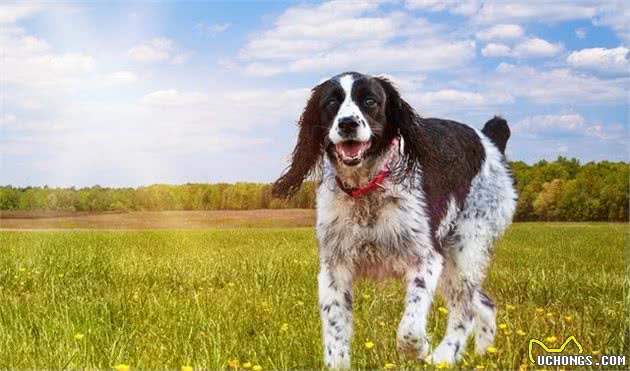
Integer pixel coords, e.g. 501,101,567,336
335,140,371,166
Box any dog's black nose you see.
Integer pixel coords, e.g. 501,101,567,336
338,117,359,136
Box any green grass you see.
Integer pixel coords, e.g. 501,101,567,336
0,223,626,369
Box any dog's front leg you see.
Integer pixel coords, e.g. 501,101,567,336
318,263,353,369
397,252,443,360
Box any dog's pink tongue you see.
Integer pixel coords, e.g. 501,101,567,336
336,141,364,157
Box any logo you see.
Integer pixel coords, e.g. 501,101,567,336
528,336,583,364
529,335,626,367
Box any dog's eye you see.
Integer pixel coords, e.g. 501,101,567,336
364,97,377,108
326,99,339,109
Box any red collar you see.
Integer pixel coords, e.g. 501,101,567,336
335,137,399,198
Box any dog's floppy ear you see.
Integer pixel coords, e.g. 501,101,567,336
272,85,326,199
376,77,422,174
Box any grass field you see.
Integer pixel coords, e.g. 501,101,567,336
0,221,627,370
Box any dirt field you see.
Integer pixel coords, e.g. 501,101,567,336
0,209,316,229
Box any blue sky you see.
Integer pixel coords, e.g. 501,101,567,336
1,0,628,187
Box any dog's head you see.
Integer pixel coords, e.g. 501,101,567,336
272,72,420,198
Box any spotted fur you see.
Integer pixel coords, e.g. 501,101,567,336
273,72,517,368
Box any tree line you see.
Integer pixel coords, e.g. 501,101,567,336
1,157,627,222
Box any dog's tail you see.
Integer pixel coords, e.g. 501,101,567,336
482,116,510,155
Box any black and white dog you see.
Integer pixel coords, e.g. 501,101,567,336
273,72,516,368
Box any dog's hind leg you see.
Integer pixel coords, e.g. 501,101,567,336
472,288,497,354
430,234,492,365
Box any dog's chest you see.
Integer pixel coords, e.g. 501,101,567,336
316,185,431,275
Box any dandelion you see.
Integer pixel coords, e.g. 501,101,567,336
74,333,84,340
228,359,239,369
504,329,513,336
475,365,485,370
486,346,497,354
181,366,193,371
535,308,544,314
564,315,573,322
379,321,386,327
516,330,526,336
545,336,557,343
113,364,130,371
280,323,289,332
363,293,371,299
546,312,553,318
242,362,252,369
365,340,375,350
383,363,396,369
498,323,508,330
438,307,449,315
437,361,449,369
252,365,263,371
506,304,516,310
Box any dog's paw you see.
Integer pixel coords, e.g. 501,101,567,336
428,340,460,366
396,332,431,360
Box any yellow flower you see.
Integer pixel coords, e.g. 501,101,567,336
516,329,526,336
545,336,557,343
498,323,508,330
228,359,239,369
384,363,396,369
181,366,193,371
365,340,375,350
506,304,516,310
363,293,371,299
18,267,26,272
74,333,84,340
564,315,573,322
437,361,449,369
546,312,553,317
242,362,252,369
486,346,498,354
438,307,449,315
113,365,130,371
252,365,263,371
535,308,544,314
227,282,235,287
504,329,513,336
475,365,485,370
379,321,386,327
280,323,289,332
591,350,601,356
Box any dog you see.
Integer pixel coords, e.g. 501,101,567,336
272,72,516,368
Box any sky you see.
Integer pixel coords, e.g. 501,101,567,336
1,0,628,187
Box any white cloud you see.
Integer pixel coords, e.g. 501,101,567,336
0,3,44,24
475,24,524,41
481,43,512,57
405,1,629,41
142,90,209,107
481,38,562,58
513,114,627,145
492,63,628,103
566,46,629,75
512,37,562,57
575,28,587,39
105,71,138,85
126,37,173,63
236,1,475,76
